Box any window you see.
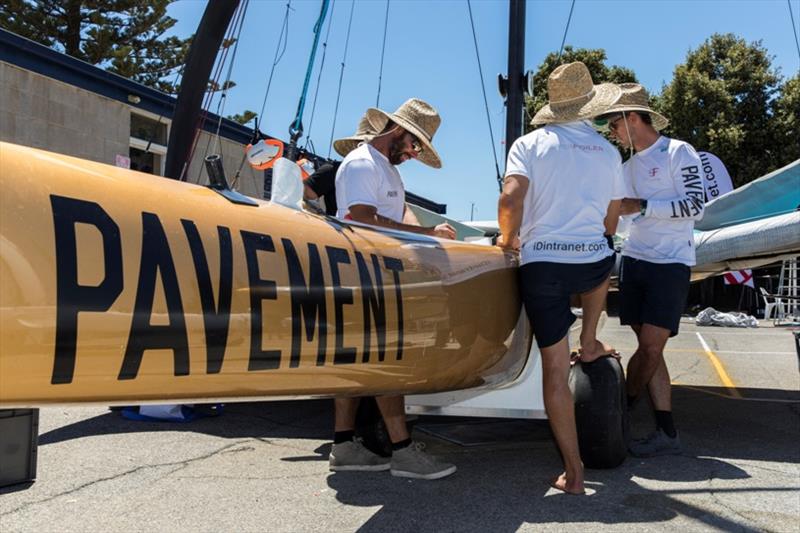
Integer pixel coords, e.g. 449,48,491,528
129,111,168,176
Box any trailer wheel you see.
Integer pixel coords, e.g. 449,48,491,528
569,356,629,469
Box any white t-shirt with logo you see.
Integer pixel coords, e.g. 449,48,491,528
505,121,625,265
335,143,405,223
622,136,705,266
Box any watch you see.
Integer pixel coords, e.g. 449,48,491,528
639,199,648,216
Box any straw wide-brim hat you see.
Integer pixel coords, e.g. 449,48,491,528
605,83,669,131
366,98,442,168
333,114,380,157
531,62,621,126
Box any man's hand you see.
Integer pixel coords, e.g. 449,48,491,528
431,223,456,239
620,198,643,215
497,233,520,251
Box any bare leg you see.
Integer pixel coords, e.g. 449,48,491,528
647,357,672,411
625,323,671,399
334,398,361,432
541,336,585,495
579,276,616,363
375,395,410,443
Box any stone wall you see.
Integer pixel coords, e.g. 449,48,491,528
0,61,263,200
0,62,129,164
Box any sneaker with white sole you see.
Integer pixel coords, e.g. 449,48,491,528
629,429,682,457
390,441,456,480
329,438,391,471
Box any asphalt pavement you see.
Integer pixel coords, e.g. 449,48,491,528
1,318,798,532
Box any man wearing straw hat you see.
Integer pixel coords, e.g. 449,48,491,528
597,83,704,458
328,98,457,480
303,113,377,216
498,62,624,495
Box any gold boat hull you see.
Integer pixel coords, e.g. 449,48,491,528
0,142,530,407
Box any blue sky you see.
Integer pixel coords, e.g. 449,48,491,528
166,0,800,222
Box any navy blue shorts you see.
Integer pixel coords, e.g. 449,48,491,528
520,254,615,348
619,256,690,337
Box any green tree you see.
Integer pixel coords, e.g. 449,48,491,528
526,46,638,133
653,34,789,186
228,110,258,126
0,0,191,94
769,74,800,168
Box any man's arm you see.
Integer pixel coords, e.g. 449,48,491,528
497,174,528,249
620,146,705,220
604,199,622,235
349,204,455,239
402,203,421,226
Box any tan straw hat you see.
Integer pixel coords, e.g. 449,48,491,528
531,62,621,126
605,83,669,131
366,98,443,168
333,113,380,157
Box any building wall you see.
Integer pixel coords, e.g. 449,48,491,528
1,62,129,164
0,61,263,200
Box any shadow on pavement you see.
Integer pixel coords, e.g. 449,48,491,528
38,399,334,446
31,385,798,530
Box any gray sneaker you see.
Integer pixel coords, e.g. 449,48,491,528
329,438,390,471
629,429,682,457
390,441,457,480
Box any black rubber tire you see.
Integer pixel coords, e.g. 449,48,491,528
568,356,629,469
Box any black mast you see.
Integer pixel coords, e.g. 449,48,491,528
505,0,526,158
165,0,240,181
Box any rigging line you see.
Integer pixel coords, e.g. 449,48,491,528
789,0,800,67
466,0,502,189
188,1,243,182
258,1,293,122
211,0,251,156
195,0,248,175
304,0,337,150
557,0,576,61
327,0,356,159
289,0,331,143
375,0,390,108
144,61,187,154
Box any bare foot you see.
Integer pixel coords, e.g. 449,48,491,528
579,339,620,363
550,472,585,495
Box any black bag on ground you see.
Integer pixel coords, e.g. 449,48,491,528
568,356,628,469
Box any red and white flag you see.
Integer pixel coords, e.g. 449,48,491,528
723,269,754,288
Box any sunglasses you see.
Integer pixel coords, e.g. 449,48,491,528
608,115,626,132
406,132,424,155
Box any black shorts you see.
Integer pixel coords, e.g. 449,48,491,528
520,254,615,348
619,256,690,337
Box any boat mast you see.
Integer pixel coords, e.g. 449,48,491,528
505,0,526,158
165,0,241,181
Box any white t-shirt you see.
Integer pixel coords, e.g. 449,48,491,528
505,121,625,265
622,136,705,266
335,143,405,222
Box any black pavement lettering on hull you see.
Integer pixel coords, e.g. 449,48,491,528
119,212,189,380
46,196,412,384
50,195,123,385
282,239,327,368
383,257,405,361
355,252,387,363
181,221,233,374
241,230,281,371
326,246,357,365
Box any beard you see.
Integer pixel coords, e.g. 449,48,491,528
388,137,408,165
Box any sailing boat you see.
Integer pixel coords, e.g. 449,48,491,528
0,1,530,407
